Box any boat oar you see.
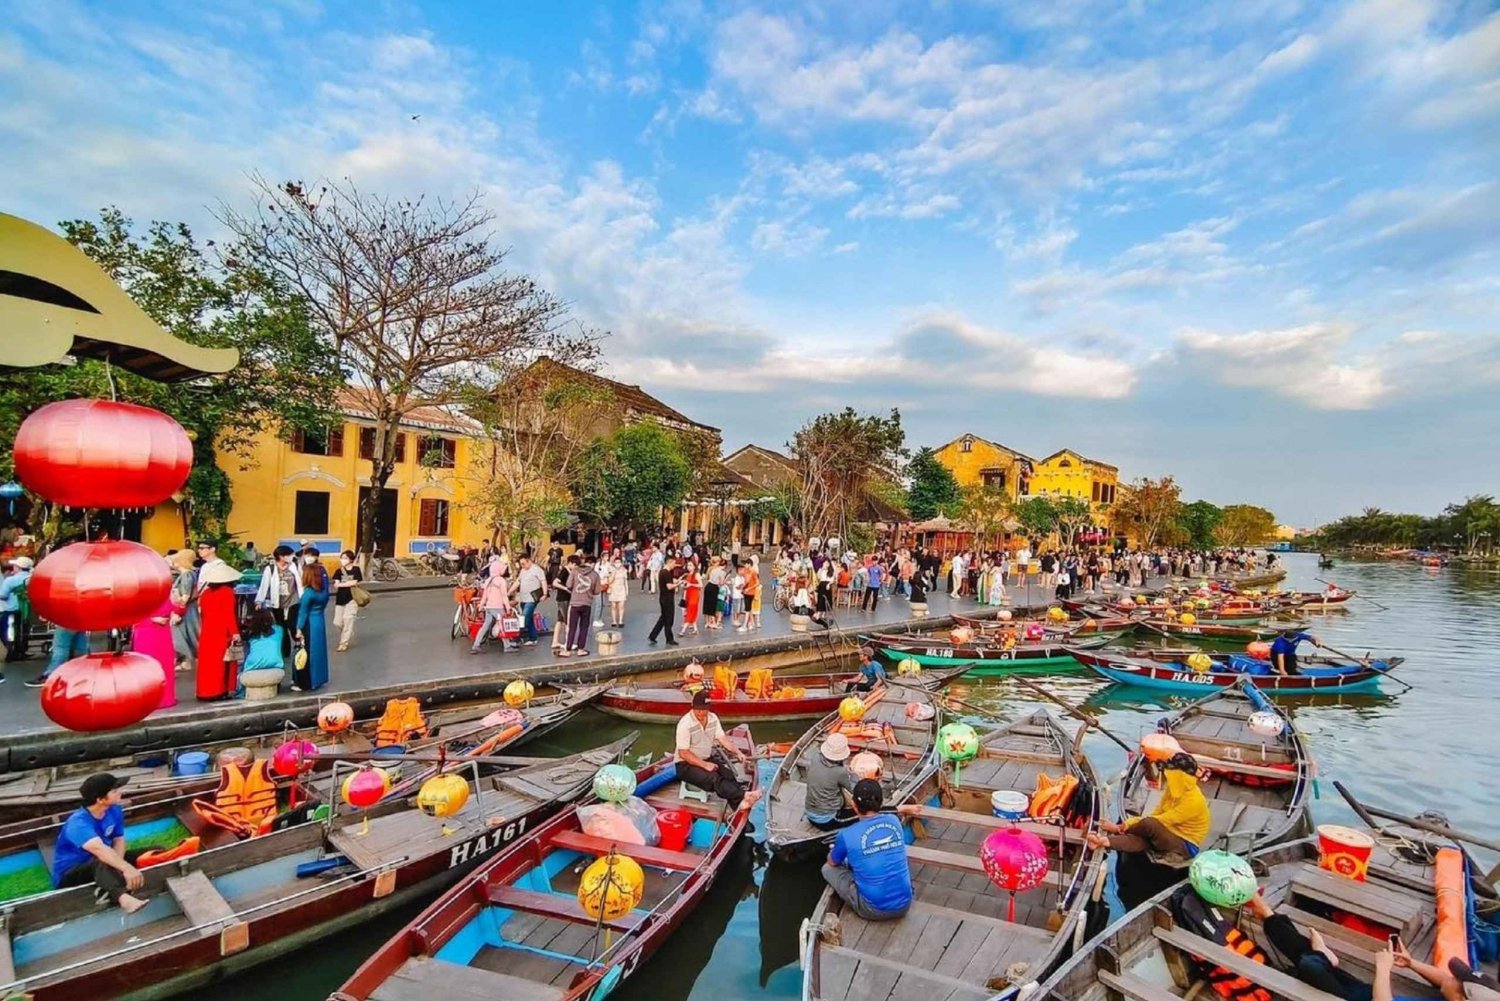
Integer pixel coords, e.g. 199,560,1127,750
1313,641,1414,693
1332,781,1500,855
1006,676,1135,755
1316,577,1389,612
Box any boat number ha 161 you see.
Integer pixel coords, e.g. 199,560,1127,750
448,815,529,868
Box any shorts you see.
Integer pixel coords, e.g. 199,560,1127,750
743,594,757,613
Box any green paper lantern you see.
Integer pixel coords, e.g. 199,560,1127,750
937,722,980,788
592,763,637,804
1189,850,1258,908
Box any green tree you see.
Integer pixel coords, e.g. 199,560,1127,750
1012,496,1059,545
906,447,961,520
0,209,341,544
1444,495,1500,554
573,422,693,534
1216,504,1278,546
788,407,906,539
1115,476,1184,549
1177,500,1223,549
1053,496,1094,547
953,485,1013,552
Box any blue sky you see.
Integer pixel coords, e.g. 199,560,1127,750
2,0,1497,525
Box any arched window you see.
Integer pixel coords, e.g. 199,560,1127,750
960,436,973,453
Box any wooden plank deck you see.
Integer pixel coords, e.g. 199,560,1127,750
370,956,566,1001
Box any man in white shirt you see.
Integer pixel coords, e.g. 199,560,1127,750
950,551,966,597
675,691,759,812
511,555,548,647
1014,547,1031,585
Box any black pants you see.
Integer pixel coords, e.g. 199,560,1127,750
649,603,676,643
59,849,145,905
861,587,879,611
565,605,591,650
845,677,878,694
816,583,832,613
270,606,295,660
676,756,745,809
1263,914,1372,1000
808,808,857,831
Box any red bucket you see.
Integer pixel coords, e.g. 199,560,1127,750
657,809,692,852
1317,824,1374,881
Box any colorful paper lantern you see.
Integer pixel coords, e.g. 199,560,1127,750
937,721,980,787
1186,652,1213,673
1024,622,1045,641
1046,606,1068,623
503,679,535,707
1140,732,1181,762
272,739,319,777
896,658,922,677
14,400,192,509
577,852,645,922
1179,612,1197,626
849,752,882,780
341,764,391,809
416,773,471,818
1189,850,1258,907
29,541,172,631
998,610,1013,621
1245,641,1271,660
592,763,637,804
949,626,973,645
839,696,867,722
979,827,1051,920
40,651,166,731
1248,710,1286,738
318,701,355,733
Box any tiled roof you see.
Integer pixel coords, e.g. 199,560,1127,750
1039,448,1118,471
936,434,1037,464
524,358,719,434
335,387,480,435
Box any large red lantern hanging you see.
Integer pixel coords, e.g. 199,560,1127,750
979,826,1051,920
41,652,166,731
29,541,173,631
13,399,192,509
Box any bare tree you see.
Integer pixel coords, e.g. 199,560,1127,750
221,177,568,561
789,407,906,541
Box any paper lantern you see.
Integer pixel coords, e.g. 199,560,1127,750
318,701,355,733
1208,581,1222,592
271,739,319,777
998,610,1013,621
839,696,867,722
592,763,637,804
1046,606,1068,623
1186,652,1213,673
417,773,471,818
29,541,172,631
937,722,980,787
1179,612,1197,626
1194,599,1210,609
341,764,391,808
14,400,192,509
979,827,1051,920
1024,622,1045,641
40,651,166,730
1134,595,1148,605
896,658,922,677
849,752,882,780
949,626,973,645
1245,641,1271,660
578,852,645,922
1189,850,1258,907
1140,732,1181,762
503,679,534,707
1248,711,1285,738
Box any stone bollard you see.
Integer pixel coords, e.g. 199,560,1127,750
909,602,929,618
597,630,622,654
239,668,284,702
789,613,810,632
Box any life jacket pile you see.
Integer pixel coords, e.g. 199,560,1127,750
375,697,429,747
192,759,282,839
1028,772,1079,820
713,666,740,699
744,668,775,700
1168,885,1273,1001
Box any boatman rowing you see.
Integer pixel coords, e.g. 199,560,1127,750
1270,628,1321,676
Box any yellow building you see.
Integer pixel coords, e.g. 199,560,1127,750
139,389,489,557
1027,449,1120,532
930,434,1034,499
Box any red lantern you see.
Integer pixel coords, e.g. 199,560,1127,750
341,765,391,809
979,827,1051,920
14,400,192,509
272,739,319,777
41,652,166,731
29,541,172,631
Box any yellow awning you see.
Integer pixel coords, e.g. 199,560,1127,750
0,212,238,381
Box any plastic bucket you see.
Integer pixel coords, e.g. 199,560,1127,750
657,809,692,852
1317,824,1375,881
174,751,211,776
991,790,1029,821
372,744,406,783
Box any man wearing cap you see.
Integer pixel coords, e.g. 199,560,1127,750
0,555,34,671
675,690,760,811
844,646,887,694
804,732,856,831
822,778,915,921
53,773,150,913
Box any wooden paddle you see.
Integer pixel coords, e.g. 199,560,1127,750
1007,676,1136,755
1315,577,1390,612
1333,781,1500,855
1311,641,1415,692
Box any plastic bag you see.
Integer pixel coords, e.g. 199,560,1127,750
577,796,661,847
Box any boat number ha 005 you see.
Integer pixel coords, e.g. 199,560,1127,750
448,816,529,868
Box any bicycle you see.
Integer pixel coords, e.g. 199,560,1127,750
369,556,408,582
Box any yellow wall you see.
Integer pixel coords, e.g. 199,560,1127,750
932,435,1027,500
1028,450,1120,532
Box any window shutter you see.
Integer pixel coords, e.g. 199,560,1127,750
327,425,344,457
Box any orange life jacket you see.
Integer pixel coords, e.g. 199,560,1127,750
745,668,775,700
713,666,739,699
1028,773,1079,819
375,697,428,747
194,759,280,837
1202,928,1272,1001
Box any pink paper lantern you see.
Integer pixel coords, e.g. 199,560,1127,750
41,652,166,731
14,400,192,509
272,739,320,777
341,765,391,809
979,827,1051,920
30,541,173,631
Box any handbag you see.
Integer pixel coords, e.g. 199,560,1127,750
351,584,372,607
225,636,246,663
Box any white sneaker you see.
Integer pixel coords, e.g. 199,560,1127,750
736,625,747,632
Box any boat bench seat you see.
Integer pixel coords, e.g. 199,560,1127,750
1288,864,1426,939
843,736,927,757
1153,924,1344,1001
166,870,236,932
546,830,705,871
906,844,1067,888
484,884,642,932
1097,969,1188,1001
916,806,1087,844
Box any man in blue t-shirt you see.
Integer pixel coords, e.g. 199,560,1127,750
1270,630,1319,676
53,773,150,913
845,646,888,694
822,779,914,920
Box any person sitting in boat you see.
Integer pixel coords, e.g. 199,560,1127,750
680,661,706,694
804,732,857,831
52,773,150,914
844,646,888,694
1270,629,1320,675
675,690,760,813
1086,753,1209,859
821,779,917,921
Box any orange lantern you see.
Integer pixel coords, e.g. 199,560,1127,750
1140,732,1181,762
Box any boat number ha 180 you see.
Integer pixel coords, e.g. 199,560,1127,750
924,648,954,657
448,816,529,868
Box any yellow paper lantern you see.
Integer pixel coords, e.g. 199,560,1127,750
839,696,867,722
1046,606,1068,623
416,773,471,818
896,658,922,677
1179,612,1197,625
1186,652,1213,673
503,679,535,707
1134,595,1148,605
577,852,645,922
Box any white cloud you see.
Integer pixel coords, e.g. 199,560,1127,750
1176,323,1389,409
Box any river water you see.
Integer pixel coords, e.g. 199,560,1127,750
232,552,1500,1000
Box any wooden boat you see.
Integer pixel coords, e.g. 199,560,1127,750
868,631,1118,675
1285,588,1355,609
0,684,608,826
1026,829,1497,1001
334,728,756,1001
0,735,637,1001
1209,567,1288,588
1138,619,1289,643
799,709,1108,1001
766,684,943,857
952,613,1140,636
1069,648,1402,696
594,665,968,724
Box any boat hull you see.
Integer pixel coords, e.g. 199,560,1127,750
869,633,1117,674
1072,650,1391,695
